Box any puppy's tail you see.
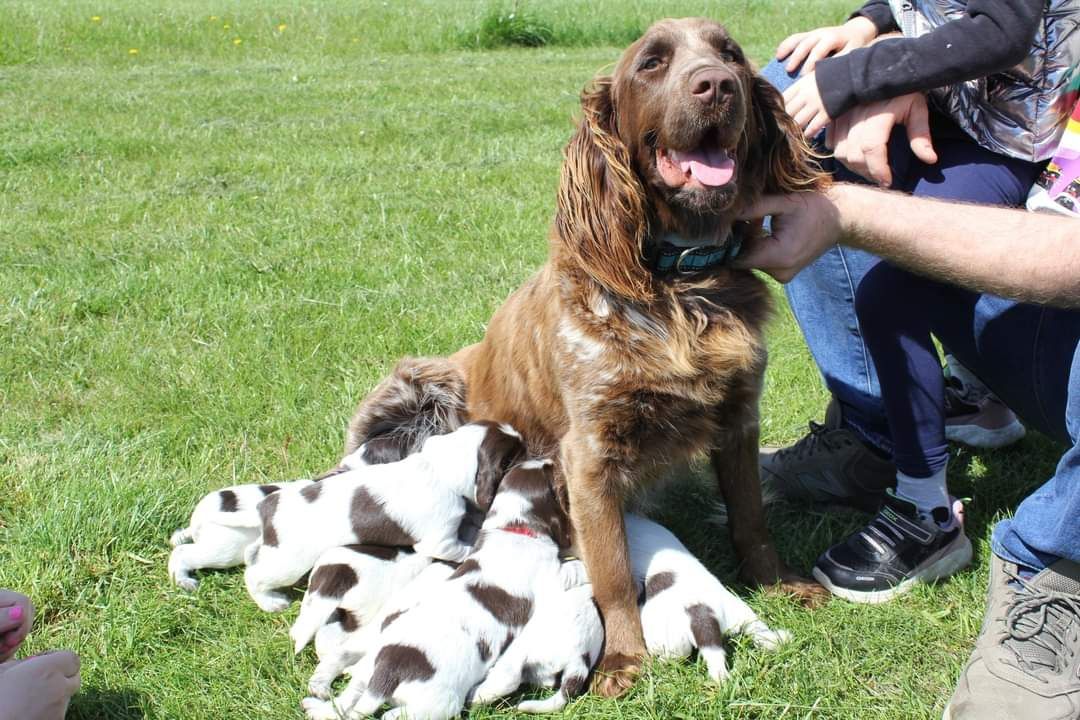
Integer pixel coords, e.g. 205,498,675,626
344,357,468,460
169,527,193,547
291,594,339,655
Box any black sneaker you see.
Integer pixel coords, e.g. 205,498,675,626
813,490,973,604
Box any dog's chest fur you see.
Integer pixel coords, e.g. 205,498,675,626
468,266,773,468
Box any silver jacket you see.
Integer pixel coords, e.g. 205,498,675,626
891,0,1080,161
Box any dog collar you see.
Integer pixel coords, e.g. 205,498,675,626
646,228,743,275
498,524,540,539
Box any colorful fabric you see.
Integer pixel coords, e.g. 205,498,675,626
1028,99,1080,216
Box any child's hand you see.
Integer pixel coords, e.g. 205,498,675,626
826,92,938,187
0,651,81,720
776,16,878,74
0,591,35,663
783,72,832,138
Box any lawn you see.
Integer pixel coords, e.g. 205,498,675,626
0,2,1064,719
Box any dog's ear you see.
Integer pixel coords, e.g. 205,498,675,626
474,426,527,510
744,74,829,196
554,77,653,303
359,435,409,465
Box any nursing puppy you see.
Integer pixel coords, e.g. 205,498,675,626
306,560,457,700
290,544,432,656
244,422,524,612
627,513,790,681
302,459,576,720
167,440,390,592
470,569,602,714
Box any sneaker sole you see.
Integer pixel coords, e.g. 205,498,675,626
945,420,1025,449
812,532,973,605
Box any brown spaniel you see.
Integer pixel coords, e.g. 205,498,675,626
346,17,827,696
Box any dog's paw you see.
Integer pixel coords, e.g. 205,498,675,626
754,628,792,651
301,697,338,720
590,653,641,698
770,577,830,608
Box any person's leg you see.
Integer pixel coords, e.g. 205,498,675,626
934,304,1080,719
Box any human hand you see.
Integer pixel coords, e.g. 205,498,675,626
0,591,35,663
776,16,879,74
0,651,81,720
782,72,831,139
733,191,842,283
826,92,938,187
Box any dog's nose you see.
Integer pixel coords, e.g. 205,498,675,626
690,69,736,106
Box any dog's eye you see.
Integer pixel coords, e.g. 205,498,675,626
639,56,663,72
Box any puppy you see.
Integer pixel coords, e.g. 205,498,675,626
306,560,457,700
244,422,524,612
302,459,576,720
626,513,790,682
166,440,392,592
470,565,602,714
289,544,432,656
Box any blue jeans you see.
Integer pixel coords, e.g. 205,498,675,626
761,60,1080,569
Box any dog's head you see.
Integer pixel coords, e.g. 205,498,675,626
554,17,824,301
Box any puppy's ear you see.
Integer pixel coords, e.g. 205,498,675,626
555,77,653,302
359,435,408,465
475,426,527,510
745,74,829,196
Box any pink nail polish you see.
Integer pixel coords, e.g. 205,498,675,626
8,607,22,622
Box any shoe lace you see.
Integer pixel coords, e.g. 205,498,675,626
778,421,853,462
1001,567,1080,681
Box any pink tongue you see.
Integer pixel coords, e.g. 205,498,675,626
670,147,735,186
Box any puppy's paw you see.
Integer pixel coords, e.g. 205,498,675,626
172,575,199,592
590,653,641,698
307,677,333,700
754,628,792,651
301,697,338,720
253,592,291,613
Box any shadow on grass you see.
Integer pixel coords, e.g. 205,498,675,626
69,687,150,720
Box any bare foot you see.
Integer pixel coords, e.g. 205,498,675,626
590,652,641,698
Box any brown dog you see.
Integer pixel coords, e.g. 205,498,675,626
347,17,827,696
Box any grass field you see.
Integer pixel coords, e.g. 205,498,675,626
0,2,1066,719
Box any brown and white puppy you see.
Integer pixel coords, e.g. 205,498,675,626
301,460,580,720
347,17,826,696
289,544,432,657
627,513,790,682
167,439,400,592
244,422,524,612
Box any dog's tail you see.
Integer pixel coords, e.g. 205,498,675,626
344,357,468,460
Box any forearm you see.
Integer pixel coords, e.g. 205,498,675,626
833,184,1080,307
817,0,1043,117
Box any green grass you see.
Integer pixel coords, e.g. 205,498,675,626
0,1,1062,718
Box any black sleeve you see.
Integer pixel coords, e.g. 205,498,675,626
816,0,1045,119
851,0,899,34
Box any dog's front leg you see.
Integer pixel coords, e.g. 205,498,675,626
710,390,828,606
562,431,644,698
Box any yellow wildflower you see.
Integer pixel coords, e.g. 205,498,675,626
91,16,101,22
209,15,218,21
277,23,287,32
128,48,138,55
233,37,242,45
223,23,230,30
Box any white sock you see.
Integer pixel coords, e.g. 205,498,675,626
895,465,950,526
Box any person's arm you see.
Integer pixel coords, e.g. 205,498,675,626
735,184,1080,308
851,0,898,35
815,0,1043,119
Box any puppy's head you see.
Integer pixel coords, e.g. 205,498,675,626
487,459,572,550
473,422,528,510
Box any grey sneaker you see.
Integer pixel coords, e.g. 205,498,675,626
944,555,1080,720
760,399,896,513
944,378,1026,449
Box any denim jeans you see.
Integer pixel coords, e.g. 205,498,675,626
760,59,1080,569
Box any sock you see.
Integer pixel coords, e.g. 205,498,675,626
895,465,950,527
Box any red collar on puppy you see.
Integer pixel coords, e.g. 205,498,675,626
498,523,540,539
